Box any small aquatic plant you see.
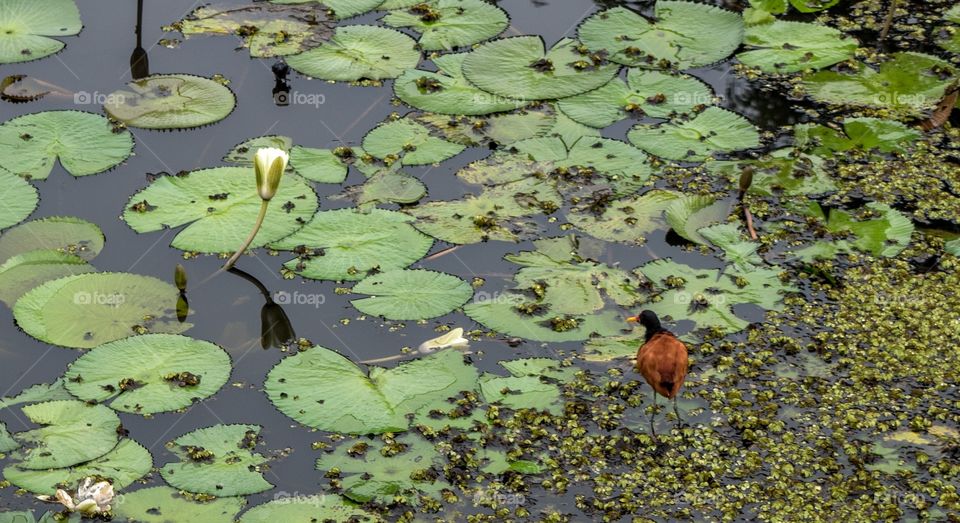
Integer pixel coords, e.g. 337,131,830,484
222,147,288,271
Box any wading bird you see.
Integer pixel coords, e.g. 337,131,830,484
627,310,689,435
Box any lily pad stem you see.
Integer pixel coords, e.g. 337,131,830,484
222,200,269,272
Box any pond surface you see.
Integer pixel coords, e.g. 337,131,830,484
0,0,959,521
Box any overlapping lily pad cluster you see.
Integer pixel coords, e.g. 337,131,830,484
1,0,959,521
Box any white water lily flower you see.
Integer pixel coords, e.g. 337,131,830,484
254,147,289,201
39,477,114,516
418,327,469,353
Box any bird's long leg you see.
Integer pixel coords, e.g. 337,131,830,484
673,396,681,425
649,390,657,437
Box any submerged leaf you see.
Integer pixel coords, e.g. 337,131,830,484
266,347,478,434
104,74,237,130
0,111,133,179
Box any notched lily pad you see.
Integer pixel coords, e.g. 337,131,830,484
350,269,473,320
382,0,509,51
627,107,760,161
113,486,245,523
286,25,420,82
103,74,237,130
160,424,273,496
0,0,82,64
3,439,152,495
8,400,120,470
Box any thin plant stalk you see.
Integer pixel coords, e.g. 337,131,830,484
222,200,269,272
879,0,898,42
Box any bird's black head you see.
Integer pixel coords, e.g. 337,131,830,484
627,310,664,341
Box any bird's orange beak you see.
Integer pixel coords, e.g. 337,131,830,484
626,316,639,323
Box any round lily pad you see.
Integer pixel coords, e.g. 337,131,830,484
266,347,478,434
3,439,152,495
350,269,473,320
240,495,379,523
416,107,556,146
224,135,293,165
567,189,681,244
63,334,231,415
578,3,743,69
463,294,624,342
394,52,526,115
461,36,619,101
0,111,134,179
114,486,245,523
737,20,858,73
122,167,318,254
382,0,509,51
9,400,120,470
0,0,82,64
0,250,95,307
271,208,433,281
289,146,348,183
362,118,465,165
558,69,714,128
0,170,38,230
627,107,760,161
103,74,237,130
286,25,420,82
13,272,189,349
0,216,104,264
160,424,273,496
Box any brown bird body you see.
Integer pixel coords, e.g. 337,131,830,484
627,310,689,434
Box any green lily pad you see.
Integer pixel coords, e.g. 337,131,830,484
737,20,857,73
416,107,555,146
340,170,428,206
627,107,760,161
504,235,644,315
382,0,508,51
394,52,525,115
567,189,681,244
362,118,465,165
63,334,231,415
796,117,920,156
9,400,119,470
558,69,714,128
224,136,293,165
461,36,619,101
802,53,957,117
464,292,624,342
0,111,133,179
272,208,433,281
0,380,74,410
789,0,840,13
548,109,600,145
13,272,189,349
3,439,152,495
0,170,38,230
160,424,273,496
289,146,348,183
0,423,17,453
0,216,104,263
707,149,836,196
266,347,478,434
405,177,561,244
698,222,763,270
946,238,960,256
664,194,732,245
578,3,743,69
113,486,245,523
103,74,237,130
316,434,448,504
479,359,570,414
270,0,385,19
240,496,379,522
793,202,914,260
634,259,796,334
286,25,420,81
123,167,318,254
177,3,334,58
0,0,82,64
351,269,473,320
582,330,645,361
0,250,94,307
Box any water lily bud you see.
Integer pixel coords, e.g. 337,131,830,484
254,147,289,201
175,263,187,292
738,166,754,196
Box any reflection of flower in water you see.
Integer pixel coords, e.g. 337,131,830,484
38,477,114,516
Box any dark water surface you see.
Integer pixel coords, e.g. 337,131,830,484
0,0,799,515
